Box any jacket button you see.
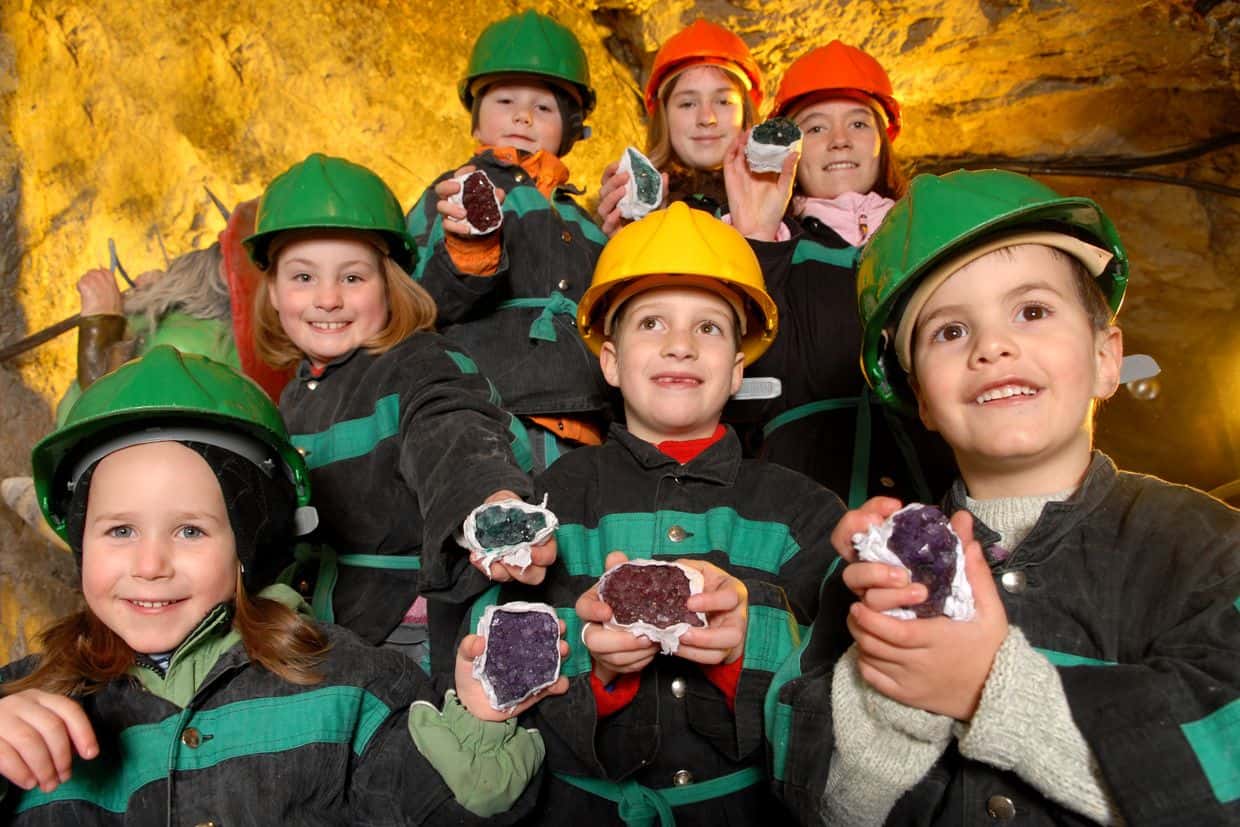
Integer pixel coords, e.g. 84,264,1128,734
556,279,570,291
879,475,896,488
307,380,318,390
181,727,202,748
514,172,525,183
1000,571,1027,594
986,794,1016,820
560,230,572,243
670,677,687,699
672,769,693,786
667,525,688,543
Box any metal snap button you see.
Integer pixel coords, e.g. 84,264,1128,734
672,769,693,786
306,380,318,390
667,525,688,543
181,727,202,748
560,230,572,243
514,172,526,183
986,794,1016,820
880,475,896,488
556,279,570,290
670,677,687,699
1000,571,1027,594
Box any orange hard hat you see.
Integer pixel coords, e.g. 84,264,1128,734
644,19,763,115
772,41,901,140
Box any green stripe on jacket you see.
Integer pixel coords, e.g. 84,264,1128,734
291,394,400,470
554,509,800,578
15,686,392,814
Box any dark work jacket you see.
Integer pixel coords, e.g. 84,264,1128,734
0,621,539,825
770,453,1240,826
279,333,532,670
407,150,611,419
724,216,957,507
469,425,846,825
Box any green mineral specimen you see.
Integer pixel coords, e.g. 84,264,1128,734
627,148,661,204
475,505,548,548
751,117,802,146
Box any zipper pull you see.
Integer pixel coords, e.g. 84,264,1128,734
859,213,869,241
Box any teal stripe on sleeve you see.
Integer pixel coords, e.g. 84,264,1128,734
1181,697,1240,803
742,604,802,675
291,394,400,470
1035,648,1116,667
14,687,392,814
790,240,859,269
554,509,799,577
444,350,479,374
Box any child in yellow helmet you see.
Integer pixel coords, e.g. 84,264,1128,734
469,203,848,825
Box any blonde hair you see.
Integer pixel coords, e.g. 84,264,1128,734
1,578,330,697
253,234,438,371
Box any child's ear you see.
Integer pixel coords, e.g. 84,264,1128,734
599,340,622,390
1093,324,1124,401
729,351,744,396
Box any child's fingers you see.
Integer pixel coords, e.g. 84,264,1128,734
862,584,928,613
582,623,657,656
686,587,741,614
36,694,97,764
528,539,557,568
830,497,905,559
3,716,64,792
574,588,613,623
502,561,545,585
599,160,619,186
451,164,477,178
603,550,629,570
847,601,926,650
434,178,463,198
457,633,486,661
677,626,744,659
842,561,910,594
0,738,39,790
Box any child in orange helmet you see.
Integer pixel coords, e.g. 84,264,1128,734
597,19,763,235
722,41,956,508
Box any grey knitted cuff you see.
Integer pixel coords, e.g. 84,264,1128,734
820,647,953,827
955,627,1120,824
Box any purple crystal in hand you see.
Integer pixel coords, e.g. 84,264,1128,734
481,607,560,708
460,170,502,233
599,562,705,628
888,505,959,618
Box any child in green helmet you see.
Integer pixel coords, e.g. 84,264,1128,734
0,346,567,823
406,10,612,473
248,153,554,675
769,170,1240,825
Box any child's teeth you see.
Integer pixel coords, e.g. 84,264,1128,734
132,600,172,608
976,385,1038,404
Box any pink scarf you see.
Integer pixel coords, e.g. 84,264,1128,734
793,191,895,246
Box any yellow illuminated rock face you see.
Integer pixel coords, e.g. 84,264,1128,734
1,1,1236,658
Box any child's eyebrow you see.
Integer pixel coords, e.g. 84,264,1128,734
1004,280,1066,300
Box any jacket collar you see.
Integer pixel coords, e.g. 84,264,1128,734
948,451,1117,566
608,423,742,485
475,146,578,197
295,346,366,384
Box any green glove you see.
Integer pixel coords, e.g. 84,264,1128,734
408,690,545,817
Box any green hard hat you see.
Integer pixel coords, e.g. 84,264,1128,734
32,346,312,543
857,168,1129,412
459,10,596,114
244,153,417,272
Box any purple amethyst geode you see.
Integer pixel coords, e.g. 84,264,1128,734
853,503,975,621
475,604,560,710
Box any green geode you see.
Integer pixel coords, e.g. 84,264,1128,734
475,505,549,548
751,117,802,146
627,148,661,204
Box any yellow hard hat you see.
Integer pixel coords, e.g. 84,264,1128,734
578,202,778,365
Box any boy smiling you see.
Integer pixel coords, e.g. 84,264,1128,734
771,170,1240,826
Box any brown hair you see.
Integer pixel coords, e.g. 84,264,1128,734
1,578,330,697
645,69,757,172
253,236,438,371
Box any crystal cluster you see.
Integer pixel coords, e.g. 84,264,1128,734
477,605,560,709
474,504,548,549
745,117,804,173
456,169,502,234
853,503,975,621
750,117,803,147
888,505,959,617
599,562,705,628
617,146,664,220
